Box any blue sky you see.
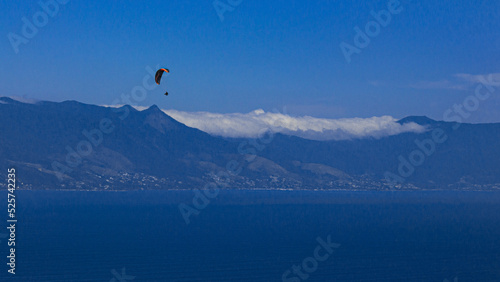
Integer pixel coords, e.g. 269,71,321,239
2,0,499,122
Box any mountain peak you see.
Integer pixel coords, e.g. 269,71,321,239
142,105,181,133
0,97,12,104
145,104,161,112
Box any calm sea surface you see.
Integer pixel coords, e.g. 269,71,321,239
1,190,499,281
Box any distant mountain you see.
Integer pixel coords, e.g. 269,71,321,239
1,97,499,190
397,116,439,125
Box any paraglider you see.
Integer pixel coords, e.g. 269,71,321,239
155,68,170,96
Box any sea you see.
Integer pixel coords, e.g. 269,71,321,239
1,190,499,281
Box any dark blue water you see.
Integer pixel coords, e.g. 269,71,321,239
1,190,500,281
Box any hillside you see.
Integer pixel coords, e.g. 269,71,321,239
1,97,499,190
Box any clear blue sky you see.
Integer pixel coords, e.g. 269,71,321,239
2,0,499,122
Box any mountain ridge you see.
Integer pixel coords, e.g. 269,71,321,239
1,98,499,191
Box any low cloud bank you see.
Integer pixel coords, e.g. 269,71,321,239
161,109,426,141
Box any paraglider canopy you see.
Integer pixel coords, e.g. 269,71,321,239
155,68,169,85
155,68,170,96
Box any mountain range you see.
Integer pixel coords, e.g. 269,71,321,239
1,97,499,191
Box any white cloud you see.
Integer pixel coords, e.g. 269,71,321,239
409,79,468,91
406,72,500,91
455,73,500,86
101,104,427,140
160,109,426,141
